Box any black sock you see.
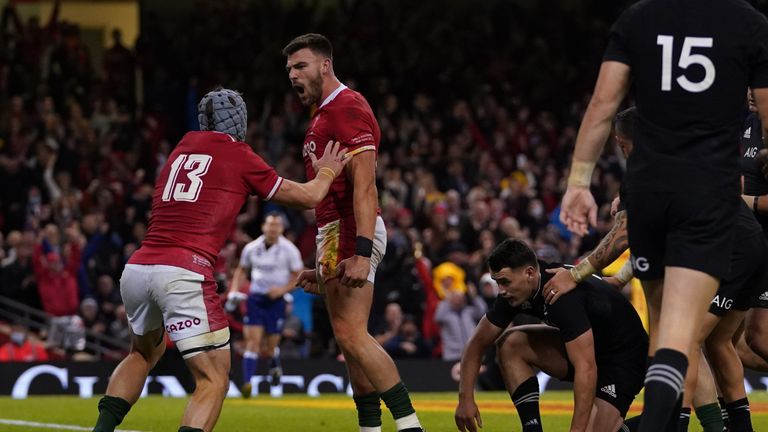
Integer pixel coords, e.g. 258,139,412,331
679,407,691,431
663,395,683,432
93,395,131,432
380,382,416,420
510,376,543,432
695,402,724,432
725,397,752,432
353,391,382,428
178,427,204,432
623,416,641,431
638,349,688,432
719,397,730,428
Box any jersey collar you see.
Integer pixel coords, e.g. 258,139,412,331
319,83,347,109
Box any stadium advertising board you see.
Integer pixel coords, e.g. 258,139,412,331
6,358,768,398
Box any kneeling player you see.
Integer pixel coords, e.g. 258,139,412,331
454,239,648,432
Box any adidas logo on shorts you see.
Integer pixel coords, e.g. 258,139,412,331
760,292,768,302
524,419,540,426
600,384,617,398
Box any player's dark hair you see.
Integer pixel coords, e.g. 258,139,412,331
282,33,333,58
614,106,637,138
488,238,538,273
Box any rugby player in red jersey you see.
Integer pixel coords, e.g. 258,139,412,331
284,34,424,432
92,88,348,432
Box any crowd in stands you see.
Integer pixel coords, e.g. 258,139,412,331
0,0,640,361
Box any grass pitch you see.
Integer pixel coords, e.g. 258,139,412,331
2,391,768,431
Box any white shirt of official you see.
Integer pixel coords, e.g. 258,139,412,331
239,236,304,295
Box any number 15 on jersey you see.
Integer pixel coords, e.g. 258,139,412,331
657,35,716,93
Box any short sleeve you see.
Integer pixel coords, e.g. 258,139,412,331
239,242,255,268
485,295,518,329
749,14,768,89
603,7,634,66
333,104,377,157
288,243,304,273
546,291,592,343
239,145,283,200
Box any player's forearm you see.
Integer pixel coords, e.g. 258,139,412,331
353,178,377,240
229,267,245,293
570,364,597,432
572,102,614,165
272,177,333,209
458,338,486,401
585,210,628,270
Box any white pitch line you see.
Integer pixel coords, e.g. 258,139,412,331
0,418,147,431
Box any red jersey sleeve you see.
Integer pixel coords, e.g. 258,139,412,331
332,104,377,157
238,144,283,200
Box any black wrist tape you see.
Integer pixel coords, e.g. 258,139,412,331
355,236,373,258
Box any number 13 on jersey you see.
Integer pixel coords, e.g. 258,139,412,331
162,154,213,203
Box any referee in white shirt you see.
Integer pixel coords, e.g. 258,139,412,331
227,212,304,398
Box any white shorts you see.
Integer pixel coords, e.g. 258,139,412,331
316,216,387,286
120,264,230,358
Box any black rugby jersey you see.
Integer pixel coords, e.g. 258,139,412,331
604,0,768,195
486,261,648,367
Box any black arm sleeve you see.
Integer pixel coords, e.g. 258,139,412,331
603,7,634,66
485,295,518,329
546,291,592,343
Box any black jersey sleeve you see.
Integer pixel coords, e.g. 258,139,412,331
749,13,768,89
546,290,592,343
485,295,518,329
603,6,635,66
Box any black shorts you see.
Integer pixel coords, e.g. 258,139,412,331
709,234,767,316
625,192,738,281
563,356,645,418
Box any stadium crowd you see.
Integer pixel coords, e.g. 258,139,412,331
0,0,635,361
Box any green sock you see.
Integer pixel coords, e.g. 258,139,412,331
178,427,204,432
695,402,724,432
93,395,131,432
353,391,382,427
380,382,416,420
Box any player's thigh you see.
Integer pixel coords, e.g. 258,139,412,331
625,192,669,281
151,265,230,359
185,348,231,386
708,309,746,345
665,193,738,281
323,278,374,326
496,324,570,379
129,326,166,363
120,264,164,336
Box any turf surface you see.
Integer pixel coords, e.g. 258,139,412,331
2,391,768,431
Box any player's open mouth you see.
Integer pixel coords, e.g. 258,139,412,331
293,85,305,94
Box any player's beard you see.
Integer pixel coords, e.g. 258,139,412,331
305,71,323,106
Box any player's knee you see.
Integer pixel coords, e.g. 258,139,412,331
496,330,527,358
331,319,365,349
746,325,768,358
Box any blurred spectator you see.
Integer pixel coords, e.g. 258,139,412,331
434,283,487,362
383,315,431,359
32,225,81,317
0,323,49,362
373,302,404,347
109,304,131,343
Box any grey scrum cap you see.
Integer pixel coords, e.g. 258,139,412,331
198,88,247,141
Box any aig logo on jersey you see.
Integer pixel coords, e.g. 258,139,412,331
631,255,650,273
302,140,316,158
745,146,758,158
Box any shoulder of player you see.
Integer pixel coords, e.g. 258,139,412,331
244,237,264,251
325,90,373,117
